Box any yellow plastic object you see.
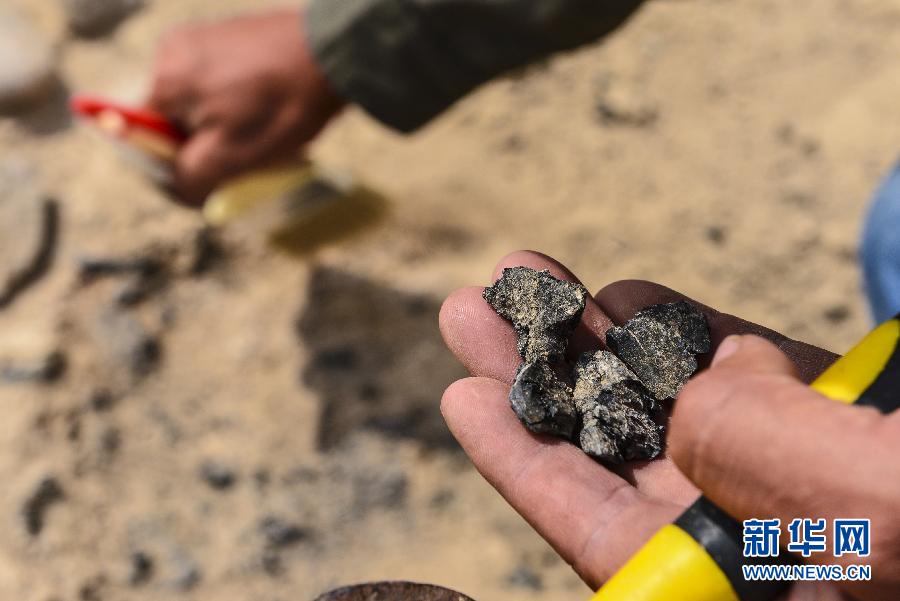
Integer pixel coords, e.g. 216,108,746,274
810,318,899,404
590,525,739,601
203,164,317,226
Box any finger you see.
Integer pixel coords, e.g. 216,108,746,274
442,376,683,587
711,334,799,376
669,336,896,560
593,280,838,383
439,286,520,383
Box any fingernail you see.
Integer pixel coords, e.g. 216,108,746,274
712,335,742,366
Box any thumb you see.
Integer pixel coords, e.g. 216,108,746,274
669,335,894,548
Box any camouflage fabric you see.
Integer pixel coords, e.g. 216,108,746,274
306,0,646,132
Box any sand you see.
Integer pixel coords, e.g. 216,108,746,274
1,0,899,600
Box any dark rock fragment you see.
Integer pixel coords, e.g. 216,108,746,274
89,389,115,412
199,461,236,491
823,304,851,324
0,350,66,384
509,361,577,438
22,476,64,535
77,254,168,308
131,335,161,378
188,227,225,275
259,517,312,548
0,196,58,310
77,256,162,282
128,551,153,586
606,301,710,400
483,267,587,363
573,351,663,462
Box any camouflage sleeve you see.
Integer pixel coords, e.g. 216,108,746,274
305,0,646,132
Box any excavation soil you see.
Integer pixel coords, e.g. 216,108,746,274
1,1,898,600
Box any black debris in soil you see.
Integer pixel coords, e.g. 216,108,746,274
77,256,163,283
0,350,66,384
0,198,59,310
573,351,664,462
188,227,226,276
128,552,154,586
22,476,64,535
483,267,587,363
509,361,578,438
199,461,236,491
606,301,710,400
77,254,169,308
130,335,161,378
259,516,312,548
88,389,115,412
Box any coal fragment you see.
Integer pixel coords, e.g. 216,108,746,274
22,476,64,535
509,361,577,438
606,301,710,400
483,267,587,363
573,351,663,462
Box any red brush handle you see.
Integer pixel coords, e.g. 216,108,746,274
70,94,187,143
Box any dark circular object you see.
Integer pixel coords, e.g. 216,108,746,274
313,581,476,601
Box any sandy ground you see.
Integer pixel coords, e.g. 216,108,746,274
1,1,900,600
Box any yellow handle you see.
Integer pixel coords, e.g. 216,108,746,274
590,525,739,601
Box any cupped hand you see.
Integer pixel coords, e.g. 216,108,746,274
440,250,898,600
147,10,345,205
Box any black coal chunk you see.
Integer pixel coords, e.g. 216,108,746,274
573,351,663,462
510,361,578,438
483,267,587,363
606,301,710,400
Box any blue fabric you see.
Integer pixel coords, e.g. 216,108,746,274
862,162,900,323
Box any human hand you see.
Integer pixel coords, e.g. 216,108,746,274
147,10,345,205
440,250,898,600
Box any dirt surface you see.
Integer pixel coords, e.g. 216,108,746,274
1,1,899,600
